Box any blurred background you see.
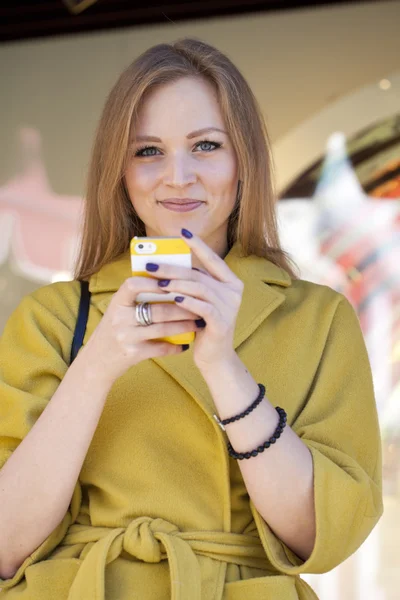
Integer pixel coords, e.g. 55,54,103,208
0,0,399,597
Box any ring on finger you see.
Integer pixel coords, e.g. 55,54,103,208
135,302,153,326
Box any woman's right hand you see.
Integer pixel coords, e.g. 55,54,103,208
79,276,202,385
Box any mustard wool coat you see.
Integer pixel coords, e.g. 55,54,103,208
0,241,383,600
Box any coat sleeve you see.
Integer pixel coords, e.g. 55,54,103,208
251,293,383,575
0,283,82,590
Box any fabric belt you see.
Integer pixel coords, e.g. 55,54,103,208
62,516,270,600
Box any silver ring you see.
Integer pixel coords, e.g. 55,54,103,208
135,302,153,326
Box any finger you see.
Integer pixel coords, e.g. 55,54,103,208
134,340,189,360
157,280,225,311
192,267,210,276
145,262,203,282
180,229,237,283
145,263,221,296
172,296,220,325
135,319,202,341
115,276,167,307
142,302,202,323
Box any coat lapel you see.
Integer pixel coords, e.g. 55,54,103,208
89,242,292,416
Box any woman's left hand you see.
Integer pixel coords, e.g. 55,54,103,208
147,229,244,372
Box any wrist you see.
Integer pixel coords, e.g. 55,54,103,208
71,344,116,392
196,350,238,378
199,352,263,425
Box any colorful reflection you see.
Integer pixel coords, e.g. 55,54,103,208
278,127,400,495
279,126,400,600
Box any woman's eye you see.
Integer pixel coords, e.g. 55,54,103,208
135,146,160,157
195,140,221,152
134,141,221,157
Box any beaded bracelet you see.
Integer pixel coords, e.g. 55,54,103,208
227,406,287,460
213,383,265,432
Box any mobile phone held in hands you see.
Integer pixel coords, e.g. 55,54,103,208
130,236,195,346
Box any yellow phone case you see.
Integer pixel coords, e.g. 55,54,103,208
130,236,195,346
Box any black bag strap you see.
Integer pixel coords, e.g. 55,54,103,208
70,280,91,364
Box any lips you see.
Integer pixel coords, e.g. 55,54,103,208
160,199,203,205
160,201,203,212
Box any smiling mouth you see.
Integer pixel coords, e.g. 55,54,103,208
159,199,204,205
159,200,204,212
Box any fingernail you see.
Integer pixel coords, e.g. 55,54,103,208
195,318,206,328
181,228,193,239
146,263,159,272
174,296,185,303
158,279,170,287
181,344,190,351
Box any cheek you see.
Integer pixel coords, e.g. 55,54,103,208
203,158,237,192
125,163,160,195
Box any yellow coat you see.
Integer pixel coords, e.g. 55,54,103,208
0,242,383,599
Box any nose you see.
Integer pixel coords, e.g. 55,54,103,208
163,152,197,188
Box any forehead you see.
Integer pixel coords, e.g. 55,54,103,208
134,77,226,134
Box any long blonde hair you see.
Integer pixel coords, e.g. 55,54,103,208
74,38,298,280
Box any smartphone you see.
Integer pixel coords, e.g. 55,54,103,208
130,236,195,346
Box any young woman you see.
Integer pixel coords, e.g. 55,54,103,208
0,38,382,599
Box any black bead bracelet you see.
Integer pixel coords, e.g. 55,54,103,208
213,383,265,432
227,406,287,460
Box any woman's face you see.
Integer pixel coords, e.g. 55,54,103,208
125,77,238,248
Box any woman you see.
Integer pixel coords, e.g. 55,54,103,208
0,38,383,599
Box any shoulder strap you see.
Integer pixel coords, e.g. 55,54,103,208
70,280,91,364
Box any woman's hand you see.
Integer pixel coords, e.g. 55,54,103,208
82,275,204,385
148,228,244,372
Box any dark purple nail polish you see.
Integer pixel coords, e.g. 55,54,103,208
181,228,193,239
146,263,159,272
158,279,170,287
181,344,190,351
195,318,206,328
174,296,185,303
192,267,201,272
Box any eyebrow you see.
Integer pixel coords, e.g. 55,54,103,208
133,127,228,143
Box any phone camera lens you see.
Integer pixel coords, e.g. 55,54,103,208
138,244,144,249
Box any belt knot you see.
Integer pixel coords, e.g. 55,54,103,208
123,516,180,562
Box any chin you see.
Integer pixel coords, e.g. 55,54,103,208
150,222,204,238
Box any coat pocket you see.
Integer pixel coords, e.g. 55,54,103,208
223,574,299,600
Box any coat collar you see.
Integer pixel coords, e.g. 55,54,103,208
89,242,292,416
